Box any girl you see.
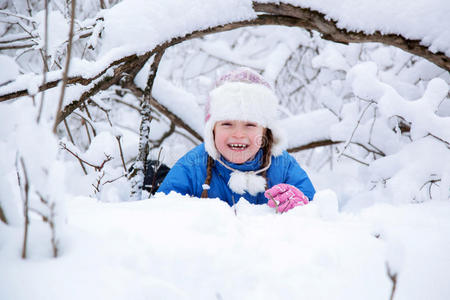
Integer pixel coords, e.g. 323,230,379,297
157,68,315,213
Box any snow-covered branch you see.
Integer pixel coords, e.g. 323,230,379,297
253,2,450,71
2,1,449,107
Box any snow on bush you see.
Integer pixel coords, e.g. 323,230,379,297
337,62,450,204
0,101,67,257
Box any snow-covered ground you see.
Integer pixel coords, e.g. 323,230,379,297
1,191,450,300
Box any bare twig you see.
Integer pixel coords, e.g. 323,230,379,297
386,262,398,300
53,0,76,133
14,21,34,40
427,133,450,148
111,97,141,112
25,0,33,18
95,101,128,174
75,116,92,144
103,174,126,185
0,205,7,224
28,207,48,222
73,111,96,133
37,0,49,123
337,101,374,160
92,172,126,194
340,153,370,167
63,119,88,175
329,145,334,170
48,202,58,257
18,157,30,259
321,102,342,121
351,142,385,157
0,10,35,23
419,178,441,199
368,107,378,146
82,101,94,122
23,0,49,72
80,102,97,141
92,171,106,194
266,192,279,213
0,40,37,50
116,136,127,174
231,195,237,216
34,191,59,258
60,142,112,171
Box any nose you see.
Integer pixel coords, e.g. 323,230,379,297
231,125,245,138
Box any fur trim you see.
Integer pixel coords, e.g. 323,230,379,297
204,119,220,160
268,122,288,157
246,173,267,196
228,171,247,195
208,82,278,127
228,171,267,196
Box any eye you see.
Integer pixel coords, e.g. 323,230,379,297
220,122,232,127
245,122,257,127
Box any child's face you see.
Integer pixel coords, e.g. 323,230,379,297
214,120,265,164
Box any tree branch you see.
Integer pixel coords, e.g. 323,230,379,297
0,52,152,102
253,2,450,71
1,2,447,124
287,140,341,152
129,49,166,200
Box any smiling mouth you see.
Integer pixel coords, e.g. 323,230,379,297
228,143,249,151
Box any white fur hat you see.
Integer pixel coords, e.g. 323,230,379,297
204,67,287,160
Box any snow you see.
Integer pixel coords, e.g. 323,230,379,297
100,0,256,56
1,0,448,98
257,0,450,56
0,55,19,85
0,1,253,95
1,0,450,299
312,44,350,72
378,77,449,141
152,77,205,136
369,137,450,203
34,10,69,65
280,108,339,148
1,193,450,300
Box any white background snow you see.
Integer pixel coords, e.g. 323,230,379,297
1,0,450,299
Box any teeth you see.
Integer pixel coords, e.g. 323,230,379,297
229,143,247,149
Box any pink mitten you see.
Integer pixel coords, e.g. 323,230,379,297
265,183,309,213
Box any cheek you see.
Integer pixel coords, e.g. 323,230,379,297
252,129,265,148
213,130,226,147
254,135,264,148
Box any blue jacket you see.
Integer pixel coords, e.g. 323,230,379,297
157,144,315,206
